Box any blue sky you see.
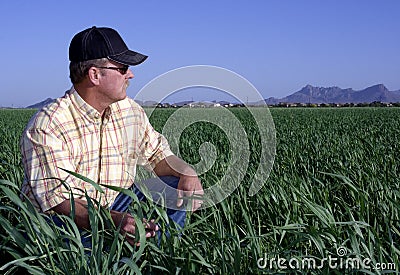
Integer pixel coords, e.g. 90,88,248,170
0,0,399,107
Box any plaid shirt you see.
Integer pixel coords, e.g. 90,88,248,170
20,88,173,213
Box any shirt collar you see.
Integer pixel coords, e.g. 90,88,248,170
68,87,103,121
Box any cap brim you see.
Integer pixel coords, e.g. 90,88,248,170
108,50,148,66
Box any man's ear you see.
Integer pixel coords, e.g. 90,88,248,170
87,67,100,85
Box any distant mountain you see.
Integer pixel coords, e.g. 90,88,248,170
173,100,194,107
265,84,400,104
26,98,54,109
134,100,159,107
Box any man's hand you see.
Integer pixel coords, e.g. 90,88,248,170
153,155,204,212
176,175,204,211
111,211,159,246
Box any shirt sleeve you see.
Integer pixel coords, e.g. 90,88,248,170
20,127,83,213
136,109,174,171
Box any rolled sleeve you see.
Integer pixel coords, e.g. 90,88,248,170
137,112,174,171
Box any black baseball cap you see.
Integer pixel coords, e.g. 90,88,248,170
69,26,148,66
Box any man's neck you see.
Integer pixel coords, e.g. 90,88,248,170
74,84,108,115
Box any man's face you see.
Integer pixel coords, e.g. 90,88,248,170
97,60,134,103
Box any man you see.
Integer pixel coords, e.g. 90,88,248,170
20,26,203,245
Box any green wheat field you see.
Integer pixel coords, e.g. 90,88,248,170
0,107,399,274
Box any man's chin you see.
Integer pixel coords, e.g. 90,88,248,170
118,94,127,102
111,93,127,105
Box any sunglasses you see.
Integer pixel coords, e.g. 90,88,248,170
96,65,129,75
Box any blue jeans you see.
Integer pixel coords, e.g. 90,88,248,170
111,175,186,229
51,176,186,248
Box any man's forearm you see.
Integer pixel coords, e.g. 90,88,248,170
51,199,158,245
51,199,91,229
51,199,130,230
153,155,197,178
153,155,204,210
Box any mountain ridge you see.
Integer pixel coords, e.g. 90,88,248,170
26,98,55,109
265,84,400,104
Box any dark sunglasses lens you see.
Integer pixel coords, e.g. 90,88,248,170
121,66,129,74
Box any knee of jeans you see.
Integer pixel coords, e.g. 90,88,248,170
159,175,180,189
